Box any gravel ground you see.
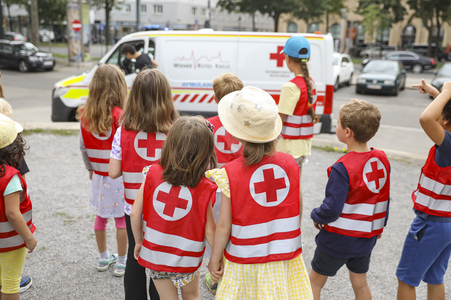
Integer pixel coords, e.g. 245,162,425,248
19,133,450,300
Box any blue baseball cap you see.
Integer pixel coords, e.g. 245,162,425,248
280,36,311,59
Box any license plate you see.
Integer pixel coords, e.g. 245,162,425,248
44,61,53,66
367,84,382,90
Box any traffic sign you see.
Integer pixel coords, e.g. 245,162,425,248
99,23,105,31
72,20,82,32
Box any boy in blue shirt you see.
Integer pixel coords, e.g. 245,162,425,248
397,80,451,300
309,99,390,300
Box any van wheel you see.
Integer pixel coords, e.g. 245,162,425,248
19,60,29,73
400,77,406,90
334,78,340,91
412,64,423,74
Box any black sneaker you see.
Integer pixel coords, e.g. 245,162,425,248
19,276,32,293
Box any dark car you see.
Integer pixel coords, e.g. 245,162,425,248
383,51,436,74
407,43,450,62
0,40,55,72
4,32,27,42
431,62,451,92
356,60,406,96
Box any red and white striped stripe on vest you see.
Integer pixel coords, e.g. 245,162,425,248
206,116,243,168
0,165,35,253
324,149,390,238
80,106,122,177
224,152,302,264
138,164,217,273
121,128,167,205
281,76,317,140
412,146,451,217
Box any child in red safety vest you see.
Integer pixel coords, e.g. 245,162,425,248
396,80,451,299
207,86,313,299
130,116,217,300
109,68,179,300
278,36,320,236
0,113,37,299
309,99,390,300
78,64,128,277
204,72,244,295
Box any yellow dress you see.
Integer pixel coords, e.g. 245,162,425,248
205,169,313,300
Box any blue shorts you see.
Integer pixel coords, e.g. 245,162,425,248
396,216,451,286
311,247,371,276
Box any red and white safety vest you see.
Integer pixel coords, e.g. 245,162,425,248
207,116,243,167
0,165,35,253
121,128,167,205
138,164,217,273
224,152,302,264
412,146,451,217
324,149,390,238
80,106,122,177
281,76,317,140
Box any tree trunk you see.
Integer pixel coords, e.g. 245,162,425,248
105,0,110,48
273,12,280,32
30,0,40,46
252,11,255,31
379,29,383,58
435,7,441,60
326,11,329,33
7,4,13,32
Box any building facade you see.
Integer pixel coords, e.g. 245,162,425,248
278,0,451,55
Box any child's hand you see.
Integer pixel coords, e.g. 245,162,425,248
313,222,323,230
134,243,142,260
377,233,382,239
88,170,93,180
208,259,224,283
26,236,37,253
412,79,439,98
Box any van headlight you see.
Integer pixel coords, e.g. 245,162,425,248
357,78,366,84
53,87,69,98
384,80,395,85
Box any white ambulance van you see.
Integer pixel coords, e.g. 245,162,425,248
52,30,335,133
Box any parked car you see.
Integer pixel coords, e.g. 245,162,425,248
39,29,55,42
360,45,398,59
4,32,27,42
407,43,450,62
0,40,55,72
383,51,436,74
355,60,406,96
333,52,354,91
431,62,451,92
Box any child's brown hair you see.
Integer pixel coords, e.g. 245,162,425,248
213,73,244,102
242,140,277,166
122,68,179,133
160,116,217,188
0,134,27,176
288,54,319,124
339,99,381,143
77,64,127,134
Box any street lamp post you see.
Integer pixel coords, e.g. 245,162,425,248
238,16,241,31
136,0,140,31
205,0,211,28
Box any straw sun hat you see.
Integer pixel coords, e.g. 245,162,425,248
0,113,23,149
218,86,282,143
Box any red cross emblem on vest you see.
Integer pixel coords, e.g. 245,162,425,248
250,164,290,207
93,128,112,140
153,182,192,221
215,126,241,154
134,132,166,161
270,46,286,67
363,158,387,193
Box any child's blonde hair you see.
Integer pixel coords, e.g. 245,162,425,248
0,98,13,118
160,116,217,188
213,73,244,102
242,140,277,166
288,54,319,124
339,99,381,143
122,68,179,133
78,64,127,134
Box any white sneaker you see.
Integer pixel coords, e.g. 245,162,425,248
97,253,118,272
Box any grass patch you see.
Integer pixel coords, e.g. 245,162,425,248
313,145,348,154
23,129,79,136
40,42,68,47
352,58,362,65
52,53,67,58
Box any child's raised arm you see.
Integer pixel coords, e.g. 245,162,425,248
419,81,451,146
5,192,37,253
130,182,145,260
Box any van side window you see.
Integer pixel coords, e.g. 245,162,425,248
148,40,155,59
106,40,145,75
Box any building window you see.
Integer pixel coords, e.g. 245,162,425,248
141,5,146,13
376,27,390,45
210,9,215,19
307,23,319,33
201,8,206,17
287,22,297,33
154,5,163,15
402,25,416,48
192,7,197,16
357,24,365,45
329,23,341,39
122,4,131,13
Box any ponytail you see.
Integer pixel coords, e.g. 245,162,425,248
299,60,320,124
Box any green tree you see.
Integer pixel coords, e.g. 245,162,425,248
291,0,327,31
217,0,258,31
360,3,391,56
90,0,123,45
38,0,66,26
324,0,346,33
3,0,27,31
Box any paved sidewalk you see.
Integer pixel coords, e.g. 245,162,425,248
18,133,449,299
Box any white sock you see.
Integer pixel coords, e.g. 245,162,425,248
100,250,110,260
118,255,126,265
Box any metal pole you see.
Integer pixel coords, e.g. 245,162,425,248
0,0,5,40
136,0,140,31
205,0,210,28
